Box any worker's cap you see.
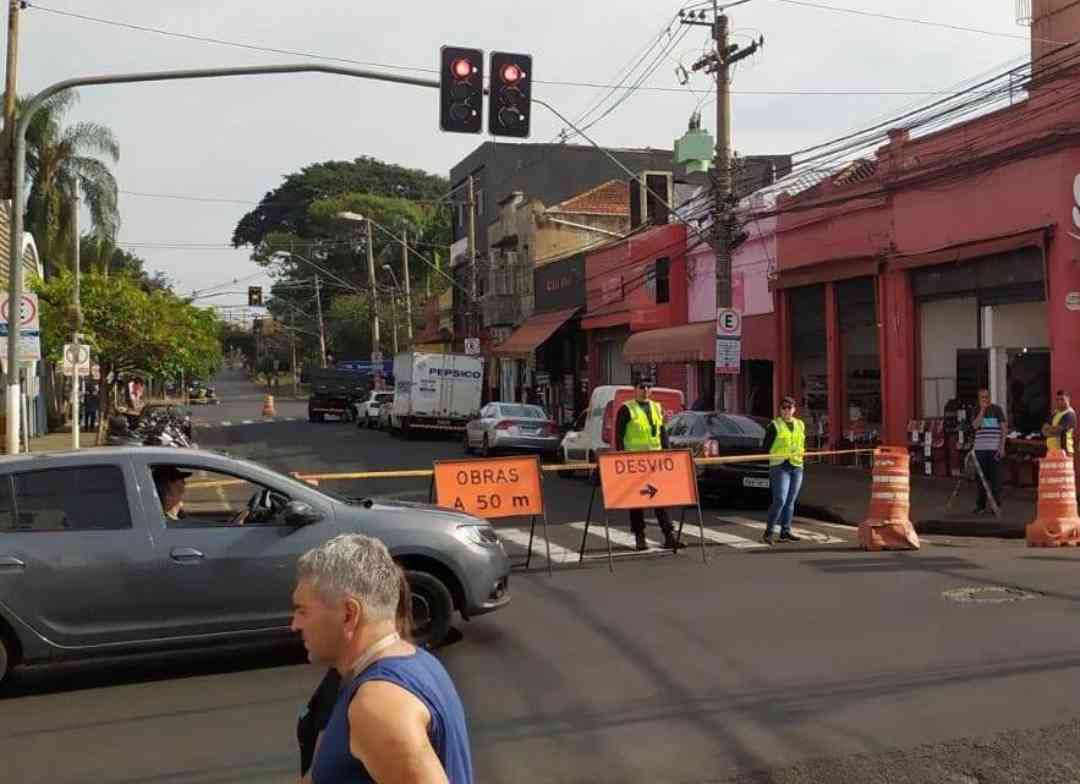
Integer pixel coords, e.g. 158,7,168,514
153,466,192,482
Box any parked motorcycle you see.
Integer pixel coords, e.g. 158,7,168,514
106,407,196,448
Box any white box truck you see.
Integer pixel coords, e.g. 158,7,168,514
391,352,484,437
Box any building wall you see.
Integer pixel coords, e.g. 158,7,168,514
535,213,628,266
919,297,978,417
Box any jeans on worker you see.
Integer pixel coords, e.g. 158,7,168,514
766,463,804,536
974,451,1002,512
629,507,673,537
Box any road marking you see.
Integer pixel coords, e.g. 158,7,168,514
219,421,232,427
677,522,768,549
720,515,846,544
568,522,663,551
496,527,580,563
794,516,856,533
242,420,254,425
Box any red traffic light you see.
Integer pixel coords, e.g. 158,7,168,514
499,63,524,84
451,58,474,79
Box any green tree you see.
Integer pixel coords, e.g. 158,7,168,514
231,157,448,250
21,90,120,277
78,237,171,291
33,270,221,431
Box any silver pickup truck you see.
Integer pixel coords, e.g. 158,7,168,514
0,447,511,685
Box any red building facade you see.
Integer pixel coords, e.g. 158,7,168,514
774,64,1080,451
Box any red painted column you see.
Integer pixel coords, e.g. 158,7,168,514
825,282,843,450
774,288,792,411
879,266,917,447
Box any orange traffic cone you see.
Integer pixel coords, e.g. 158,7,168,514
858,446,921,551
1025,449,1080,547
262,394,276,417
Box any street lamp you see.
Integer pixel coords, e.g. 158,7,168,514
335,211,381,360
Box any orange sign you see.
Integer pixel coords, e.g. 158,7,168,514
433,455,544,520
598,449,699,510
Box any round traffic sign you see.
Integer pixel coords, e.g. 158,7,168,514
1,294,37,326
717,308,741,336
64,344,90,365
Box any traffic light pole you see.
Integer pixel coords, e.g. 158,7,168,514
365,218,381,358
5,62,439,455
402,228,413,341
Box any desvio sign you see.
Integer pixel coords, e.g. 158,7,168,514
598,449,699,511
433,455,544,519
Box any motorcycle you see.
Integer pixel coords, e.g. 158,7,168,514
106,409,197,449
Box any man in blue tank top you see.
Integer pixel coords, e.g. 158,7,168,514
292,534,474,784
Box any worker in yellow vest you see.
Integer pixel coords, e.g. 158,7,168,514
615,380,679,551
1042,389,1076,458
761,395,806,545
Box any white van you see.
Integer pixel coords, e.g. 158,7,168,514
560,385,685,466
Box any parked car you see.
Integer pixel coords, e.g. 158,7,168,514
358,391,395,429
464,402,561,458
0,447,511,686
560,385,685,469
377,399,395,431
665,411,772,499
308,367,368,423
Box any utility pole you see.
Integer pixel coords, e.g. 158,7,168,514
313,274,327,368
389,289,400,355
365,218,380,356
401,228,413,341
682,1,761,412
290,309,298,397
2,0,22,198
71,195,81,449
467,175,478,343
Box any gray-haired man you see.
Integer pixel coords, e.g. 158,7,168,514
291,534,473,783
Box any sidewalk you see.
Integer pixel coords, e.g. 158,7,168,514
797,461,1036,538
24,425,104,454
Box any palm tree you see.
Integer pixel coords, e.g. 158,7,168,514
19,90,120,277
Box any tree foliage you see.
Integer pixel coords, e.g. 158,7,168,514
78,237,171,291
33,271,222,413
20,90,120,277
233,157,452,362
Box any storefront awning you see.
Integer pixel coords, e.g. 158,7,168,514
622,321,715,365
889,227,1049,271
491,307,580,357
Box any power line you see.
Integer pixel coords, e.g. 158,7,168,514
769,0,1072,46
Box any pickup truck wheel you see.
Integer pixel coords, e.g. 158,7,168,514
406,570,453,648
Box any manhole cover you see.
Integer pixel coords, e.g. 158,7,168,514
943,586,1039,604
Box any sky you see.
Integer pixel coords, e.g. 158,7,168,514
16,0,1031,311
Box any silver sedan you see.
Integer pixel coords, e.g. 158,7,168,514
464,402,561,458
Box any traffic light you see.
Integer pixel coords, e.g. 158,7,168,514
439,46,483,133
248,286,263,307
488,52,532,138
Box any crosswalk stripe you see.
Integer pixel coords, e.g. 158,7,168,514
720,515,846,544
496,527,580,563
568,522,664,551
220,421,232,427
242,419,254,425
676,522,767,549
794,516,855,533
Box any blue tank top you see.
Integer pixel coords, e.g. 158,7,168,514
311,649,473,784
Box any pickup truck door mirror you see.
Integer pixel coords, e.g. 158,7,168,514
284,500,323,527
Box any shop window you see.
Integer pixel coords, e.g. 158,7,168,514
654,258,670,304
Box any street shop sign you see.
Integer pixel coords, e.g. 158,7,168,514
598,449,699,510
434,455,544,519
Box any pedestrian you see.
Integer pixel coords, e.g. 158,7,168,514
83,384,100,430
1042,389,1076,458
291,535,473,784
615,380,679,551
971,388,1007,515
761,395,806,545
296,566,415,784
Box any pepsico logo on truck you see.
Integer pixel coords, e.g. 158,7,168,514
428,367,483,379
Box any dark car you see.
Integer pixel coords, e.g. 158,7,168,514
666,411,771,499
0,447,511,685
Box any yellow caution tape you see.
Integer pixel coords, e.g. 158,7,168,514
290,448,878,483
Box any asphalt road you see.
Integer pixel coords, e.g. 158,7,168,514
4,368,1080,784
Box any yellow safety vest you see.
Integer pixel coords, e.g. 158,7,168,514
769,417,806,467
1048,408,1075,455
622,400,663,452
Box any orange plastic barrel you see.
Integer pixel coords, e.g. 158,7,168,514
262,394,276,417
1025,449,1080,547
858,446,920,551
